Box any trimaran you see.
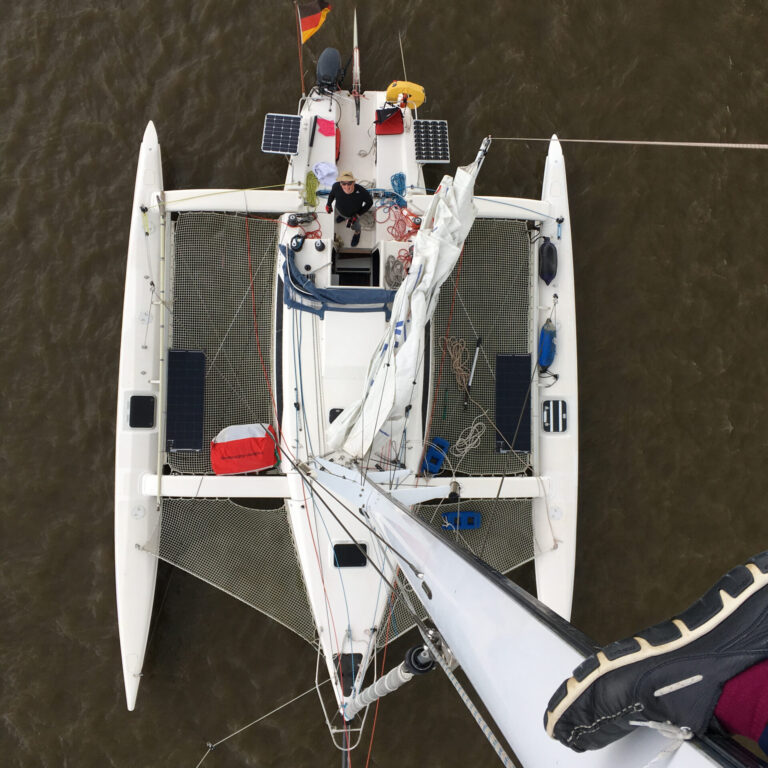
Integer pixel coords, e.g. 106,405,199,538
114,14,760,767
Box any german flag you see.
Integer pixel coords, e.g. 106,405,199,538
298,1,331,43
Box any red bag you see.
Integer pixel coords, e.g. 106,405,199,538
375,107,404,135
210,423,280,475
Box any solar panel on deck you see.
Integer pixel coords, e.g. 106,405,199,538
414,119,450,163
166,349,206,452
495,354,532,453
262,113,302,155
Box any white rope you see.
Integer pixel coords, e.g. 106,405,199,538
420,632,515,767
194,679,330,767
398,31,408,81
494,136,768,150
451,416,486,460
629,720,693,768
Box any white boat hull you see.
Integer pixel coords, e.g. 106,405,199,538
114,121,164,710
534,136,579,620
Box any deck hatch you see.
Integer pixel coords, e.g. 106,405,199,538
261,113,302,155
333,543,368,568
495,354,532,453
129,395,155,428
333,653,363,696
166,349,206,451
543,399,567,432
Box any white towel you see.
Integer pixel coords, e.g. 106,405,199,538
313,162,338,188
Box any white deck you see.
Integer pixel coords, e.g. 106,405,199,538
277,90,427,710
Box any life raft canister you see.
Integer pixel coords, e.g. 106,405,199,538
386,80,426,109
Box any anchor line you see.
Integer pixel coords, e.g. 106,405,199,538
194,680,331,767
493,136,768,150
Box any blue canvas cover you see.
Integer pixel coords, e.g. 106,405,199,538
280,245,395,319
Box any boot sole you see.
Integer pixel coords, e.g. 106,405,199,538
545,552,768,738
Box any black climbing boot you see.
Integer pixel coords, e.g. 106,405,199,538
544,551,768,751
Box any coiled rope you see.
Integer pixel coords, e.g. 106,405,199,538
304,170,319,207
439,332,533,465
451,417,486,461
439,336,470,392
375,202,420,241
385,255,407,289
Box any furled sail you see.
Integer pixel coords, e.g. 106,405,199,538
327,139,491,460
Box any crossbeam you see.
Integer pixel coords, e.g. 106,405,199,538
141,473,545,499
163,189,303,213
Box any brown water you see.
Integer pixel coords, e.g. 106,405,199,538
3,1,768,766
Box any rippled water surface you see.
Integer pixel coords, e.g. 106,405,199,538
3,1,768,765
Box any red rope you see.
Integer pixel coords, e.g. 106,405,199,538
247,215,352,758
375,204,421,242
298,480,353,762
397,247,413,270
363,575,399,767
245,216,281,434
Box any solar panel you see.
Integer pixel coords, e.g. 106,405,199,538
414,119,450,163
262,113,302,155
166,349,206,452
494,354,532,453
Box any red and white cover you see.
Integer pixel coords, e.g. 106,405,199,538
210,423,279,475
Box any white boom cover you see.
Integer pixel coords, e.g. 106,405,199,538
326,163,479,459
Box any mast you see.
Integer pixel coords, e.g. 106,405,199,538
315,463,719,767
352,10,361,124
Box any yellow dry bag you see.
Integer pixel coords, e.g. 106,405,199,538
385,81,426,109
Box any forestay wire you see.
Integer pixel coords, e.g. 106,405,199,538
494,136,768,150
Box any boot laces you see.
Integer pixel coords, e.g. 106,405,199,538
629,720,693,766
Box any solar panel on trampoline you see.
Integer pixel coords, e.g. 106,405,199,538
262,113,302,155
495,354,532,454
166,349,206,452
414,119,450,163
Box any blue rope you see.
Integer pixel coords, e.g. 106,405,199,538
390,173,407,207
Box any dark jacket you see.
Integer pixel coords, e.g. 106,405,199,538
327,182,373,218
